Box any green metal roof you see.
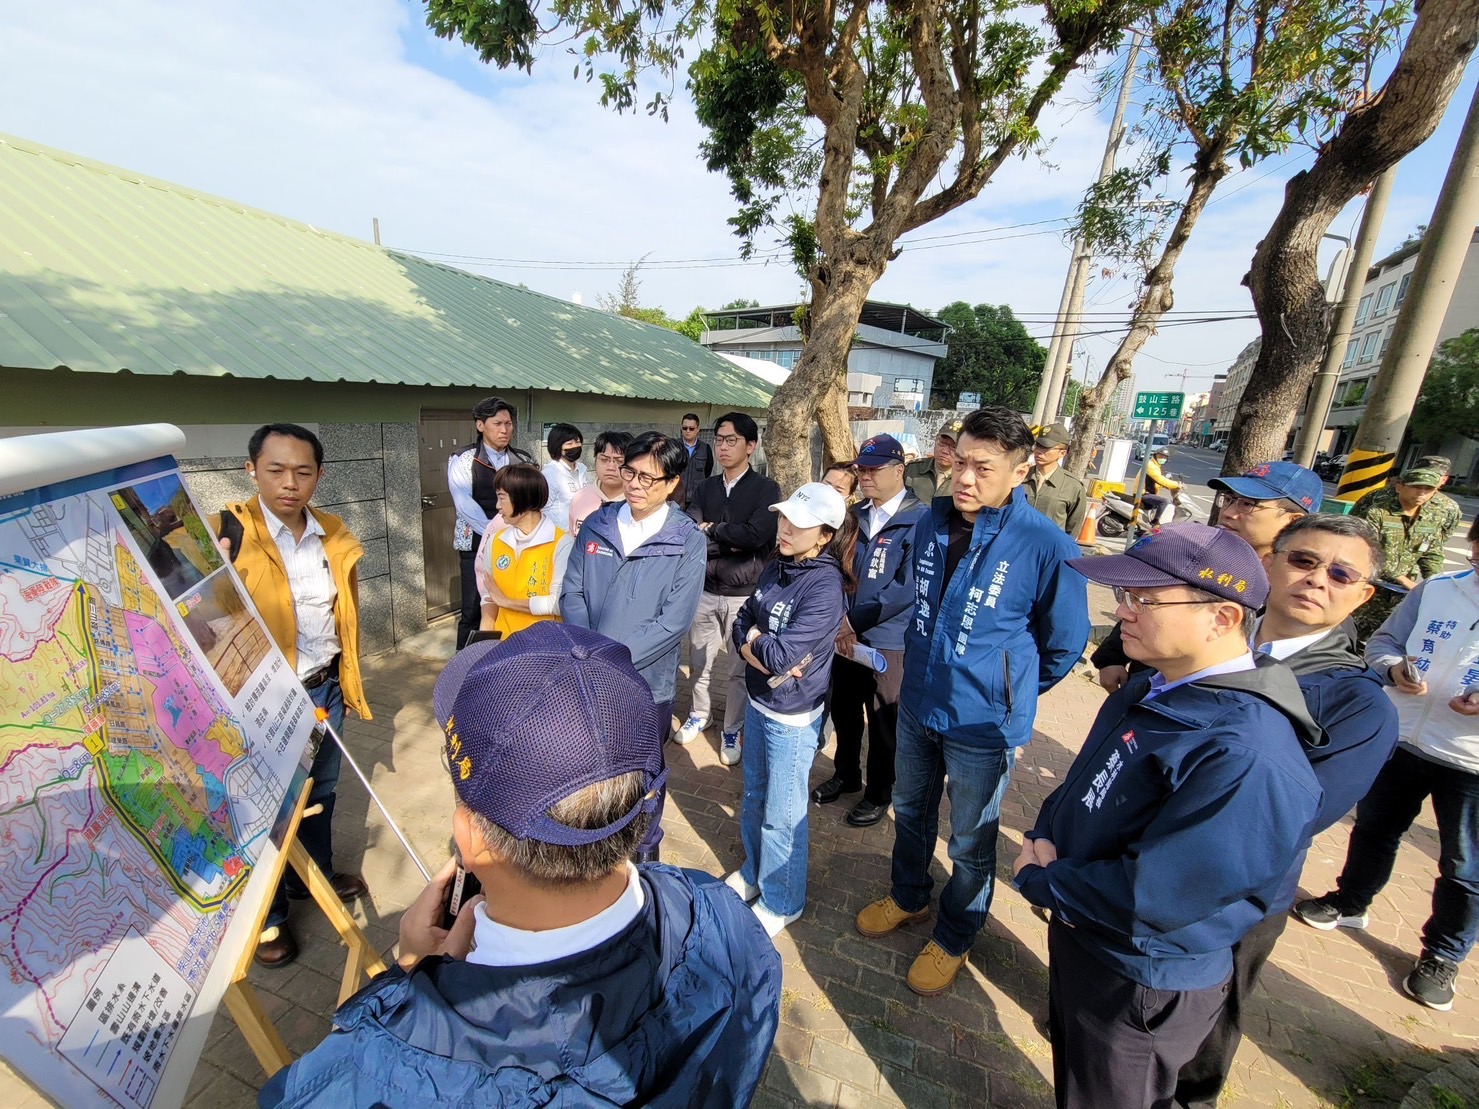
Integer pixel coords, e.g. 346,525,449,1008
0,134,773,407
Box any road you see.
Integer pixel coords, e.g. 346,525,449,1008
1143,445,1474,572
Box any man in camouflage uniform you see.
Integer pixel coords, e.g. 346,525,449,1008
1350,466,1460,641
1415,454,1464,533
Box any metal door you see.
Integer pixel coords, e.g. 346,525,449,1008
420,410,473,618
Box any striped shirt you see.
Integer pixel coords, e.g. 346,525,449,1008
260,497,340,679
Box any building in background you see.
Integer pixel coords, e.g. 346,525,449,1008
1213,339,1262,449
701,302,949,410
0,133,772,654
1107,374,1136,435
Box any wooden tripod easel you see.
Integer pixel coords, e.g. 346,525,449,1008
220,778,388,1076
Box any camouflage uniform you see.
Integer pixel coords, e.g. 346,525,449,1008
1350,486,1459,641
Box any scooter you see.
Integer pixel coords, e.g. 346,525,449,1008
1096,482,1193,540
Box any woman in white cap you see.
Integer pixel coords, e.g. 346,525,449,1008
725,482,858,936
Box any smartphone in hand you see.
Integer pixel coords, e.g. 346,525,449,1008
1398,656,1421,684
442,865,482,930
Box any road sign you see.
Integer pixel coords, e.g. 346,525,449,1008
1132,391,1185,420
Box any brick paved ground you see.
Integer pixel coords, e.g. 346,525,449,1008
6,621,1479,1107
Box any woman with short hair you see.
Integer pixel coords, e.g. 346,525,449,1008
477,464,573,639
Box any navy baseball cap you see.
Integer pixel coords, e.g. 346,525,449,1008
1067,522,1269,608
852,434,906,468
433,623,666,846
1208,460,1322,514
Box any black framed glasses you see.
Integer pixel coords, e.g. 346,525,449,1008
1278,549,1369,586
1217,493,1279,514
713,434,745,447
1113,586,1217,614
619,465,671,489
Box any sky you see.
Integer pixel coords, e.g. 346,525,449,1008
1,1,1474,396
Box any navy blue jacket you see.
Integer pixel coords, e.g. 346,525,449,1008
560,503,707,704
847,493,927,651
258,867,781,1108
732,551,847,717
902,488,1090,747
1016,656,1323,990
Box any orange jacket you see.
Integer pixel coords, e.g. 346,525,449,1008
209,498,371,720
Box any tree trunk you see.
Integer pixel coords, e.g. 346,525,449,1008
1225,0,1479,476
1068,147,1230,479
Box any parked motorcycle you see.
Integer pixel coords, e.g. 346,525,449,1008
1097,480,1193,540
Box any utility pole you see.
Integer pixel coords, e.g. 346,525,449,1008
1292,168,1395,468
1337,82,1479,502
1031,30,1142,427
372,217,381,246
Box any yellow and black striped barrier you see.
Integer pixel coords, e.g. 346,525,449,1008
1334,449,1396,502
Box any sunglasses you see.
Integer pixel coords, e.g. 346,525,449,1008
1278,548,1368,587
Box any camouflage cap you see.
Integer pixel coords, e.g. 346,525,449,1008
1398,467,1444,488
1415,455,1452,473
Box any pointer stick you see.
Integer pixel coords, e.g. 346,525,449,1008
314,707,432,882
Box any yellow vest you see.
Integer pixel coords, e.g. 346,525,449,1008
487,525,566,637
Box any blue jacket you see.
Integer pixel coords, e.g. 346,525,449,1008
1016,656,1323,990
733,551,847,716
560,503,707,703
902,488,1090,746
258,867,781,1108
847,494,928,651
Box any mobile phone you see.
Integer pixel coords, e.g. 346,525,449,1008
442,865,482,929
1398,656,1421,684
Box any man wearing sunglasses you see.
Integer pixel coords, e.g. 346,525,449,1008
1093,460,1323,693
1013,524,1322,1109
1175,513,1398,1107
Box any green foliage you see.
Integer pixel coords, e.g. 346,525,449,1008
1412,328,1479,444
929,303,1047,411
721,297,760,310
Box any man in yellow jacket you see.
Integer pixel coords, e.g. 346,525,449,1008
212,423,372,969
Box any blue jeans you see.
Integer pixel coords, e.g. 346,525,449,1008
740,705,821,917
267,676,345,928
1334,746,1479,964
890,705,1016,957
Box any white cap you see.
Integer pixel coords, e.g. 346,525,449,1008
770,482,847,530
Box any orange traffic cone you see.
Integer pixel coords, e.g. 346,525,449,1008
1077,499,1102,546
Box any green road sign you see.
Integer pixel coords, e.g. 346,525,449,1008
1132,391,1185,420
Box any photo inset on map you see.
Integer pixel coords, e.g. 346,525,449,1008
111,474,224,599
175,570,270,696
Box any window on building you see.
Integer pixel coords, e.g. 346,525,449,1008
1354,294,1372,325
894,377,925,393
1373,282,1396,317
1358,331,1381,363
1340,340,1357,368
1395,272,1412,309
776,349,800,369
1380,328,1393,357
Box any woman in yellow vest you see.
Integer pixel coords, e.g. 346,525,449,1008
477,464,573,639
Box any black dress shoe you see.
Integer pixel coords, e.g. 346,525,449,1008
846,800,889,827
254,926,299,968
634,847,660,865
811,776,862,805
331,872,369,903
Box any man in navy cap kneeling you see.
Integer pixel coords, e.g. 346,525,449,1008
1013,524,1323,1109
260,622,781,1108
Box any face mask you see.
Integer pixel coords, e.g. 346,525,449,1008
563,446,583,462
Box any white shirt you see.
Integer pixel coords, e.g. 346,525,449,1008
466,864,645,968
542,459,589,532
1253,620,1336,661
448,443,514,539
259,496,340,679
865,488,908,540
616,502,669,557
722,465,750,496
1144,651,1255,701
478,518,573,616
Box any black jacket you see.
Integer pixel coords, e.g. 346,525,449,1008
688,468,783,596
683,439,714,496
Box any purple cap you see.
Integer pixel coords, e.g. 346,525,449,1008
851,434,906,468
1067,522,1269,608
433,623,666,846
1208,460,1322,514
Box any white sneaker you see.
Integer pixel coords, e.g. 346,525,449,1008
752,901,802,938
724,871,759,902
674,714,706,745
719,730,742,766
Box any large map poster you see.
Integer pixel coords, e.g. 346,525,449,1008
0,426,317,1109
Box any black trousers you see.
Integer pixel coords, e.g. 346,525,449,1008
1048,921,1229,1109
456,549,480,651
828,650,904,806
1173,912,1288,1108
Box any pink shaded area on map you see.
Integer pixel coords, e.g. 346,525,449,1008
121,610,234,783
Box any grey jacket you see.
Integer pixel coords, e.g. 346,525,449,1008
560,502,707,703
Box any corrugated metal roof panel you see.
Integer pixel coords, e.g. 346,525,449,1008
0,134,773,407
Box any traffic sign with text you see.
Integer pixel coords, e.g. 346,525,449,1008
1132,391,1185,420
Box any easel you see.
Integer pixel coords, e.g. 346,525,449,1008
220,778,388,1076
